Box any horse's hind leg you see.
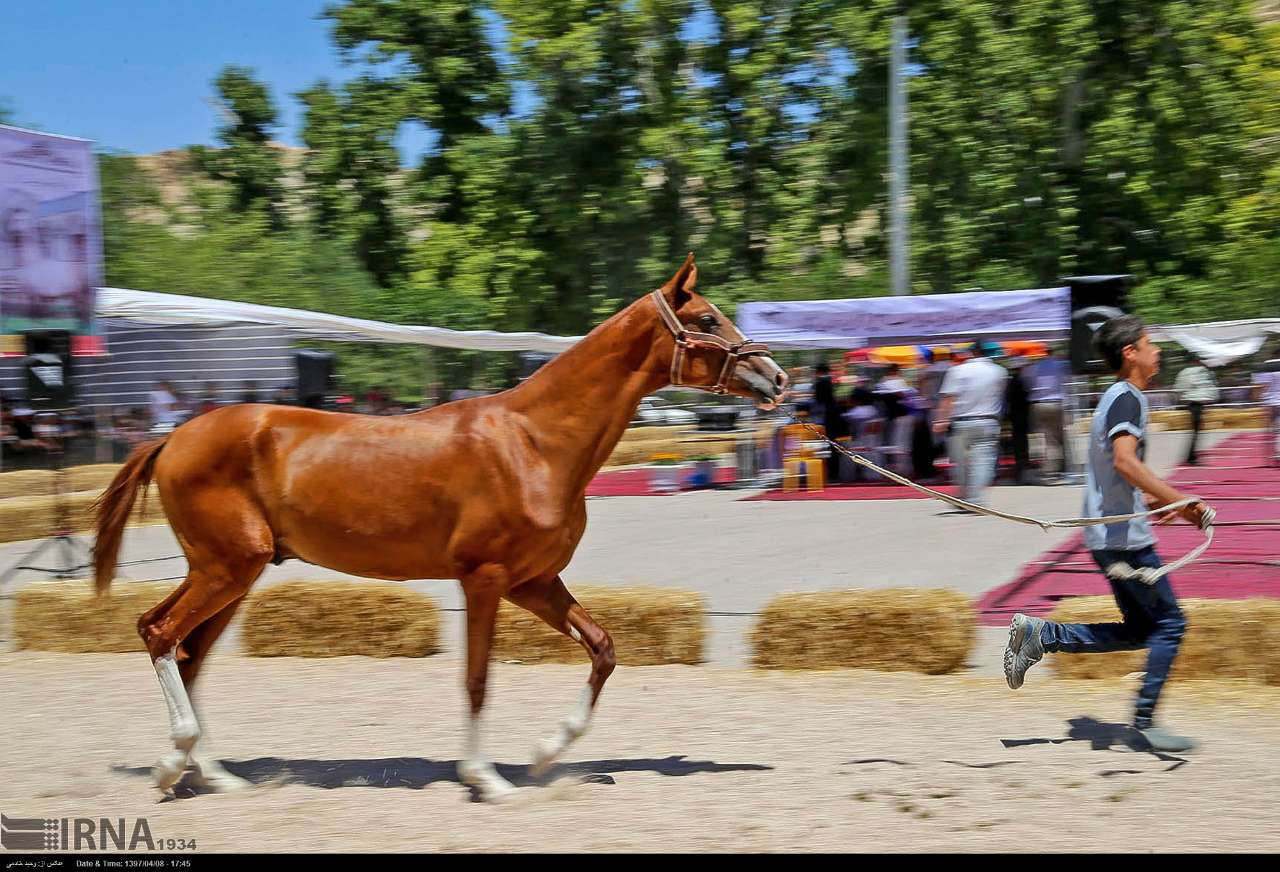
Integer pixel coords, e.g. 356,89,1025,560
138,500,271,795
504,576,616,776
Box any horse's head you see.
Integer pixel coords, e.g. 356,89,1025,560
651,253,789,409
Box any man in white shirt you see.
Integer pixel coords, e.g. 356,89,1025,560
876,364,911,397
1253,361,1280,466
1172,358,1219,466
148,381,182,429
933,340,1009,507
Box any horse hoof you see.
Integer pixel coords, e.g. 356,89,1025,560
458,761,518,803
481,780,520,803
152,752,188,793
188,759,252,793
529,739,563,778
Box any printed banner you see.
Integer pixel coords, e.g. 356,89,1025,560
0,124,104,354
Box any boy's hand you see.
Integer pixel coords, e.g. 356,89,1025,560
1180,499,1211,529
1145,492,1179,525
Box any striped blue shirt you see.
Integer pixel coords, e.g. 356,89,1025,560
1083,381,1154,551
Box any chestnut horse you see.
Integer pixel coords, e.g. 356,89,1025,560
93,253,788,801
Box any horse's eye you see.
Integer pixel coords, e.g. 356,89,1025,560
699,314,718,330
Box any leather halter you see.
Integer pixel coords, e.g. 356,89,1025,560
649,289,771,394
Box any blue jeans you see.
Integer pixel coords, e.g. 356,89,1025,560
1040,546,1187,727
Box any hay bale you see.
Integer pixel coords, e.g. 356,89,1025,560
1211,408,1267,429
605,442,668,467
607,423,772,467
492,585,705,665
1149,410,1190,430
0,489,168,544
66,463,123,493
0,469,55,500
606,432,768,467
242,581,440,658
0,494,61,543
1047,597,1280,684
618,425,687,446
0,463,123,500
750,588,975,674
14,580,177,653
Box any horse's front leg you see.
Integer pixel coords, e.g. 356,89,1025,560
456,564,520,802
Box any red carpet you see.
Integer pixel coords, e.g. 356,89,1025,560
978,432,1280,626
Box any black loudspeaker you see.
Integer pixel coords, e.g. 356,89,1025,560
696,407,741,432
23,330,75,410
1069,306,1125,375
295,350,336,406
1061,275,1132,374
518,352,555,381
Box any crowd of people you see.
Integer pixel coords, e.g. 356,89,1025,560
792,341,1072,506
0,379,422,468
789,339,1280,506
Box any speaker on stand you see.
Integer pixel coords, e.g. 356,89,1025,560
1059,276,1133,482
295,350,336,409
22,329,75,411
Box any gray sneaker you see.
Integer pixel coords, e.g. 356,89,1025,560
1137,726,1197,753
1003,613,1046,690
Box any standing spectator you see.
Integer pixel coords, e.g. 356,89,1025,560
1029,347,1070,482
240,380,261,404
148,381,182,430
933,341,1009,508
1005,355,1034,484
1172,357,1219,465
195,381,223,417
811,362,846,480
1252,360,1280,467
4,403,51,455
110,408,149,460
918,347,954,472
843,389,885,481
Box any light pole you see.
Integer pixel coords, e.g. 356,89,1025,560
889,9,910,296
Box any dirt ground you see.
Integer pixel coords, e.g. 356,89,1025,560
2,651,1278,853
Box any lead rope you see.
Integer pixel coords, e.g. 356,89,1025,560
780,414,1215,585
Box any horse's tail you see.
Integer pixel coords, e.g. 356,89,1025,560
93,438,167,598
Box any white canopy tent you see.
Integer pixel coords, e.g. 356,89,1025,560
96,288,584,354
94,286,1280,366
734,287,1072,348
1147,319,1280,368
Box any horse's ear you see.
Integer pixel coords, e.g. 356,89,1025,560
663,252,698,308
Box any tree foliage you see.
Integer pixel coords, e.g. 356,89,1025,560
96,1,1280,395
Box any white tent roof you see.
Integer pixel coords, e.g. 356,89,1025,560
1147,319,1280,367
735,287,1072,348
96,287,1280,365
96,287,583,354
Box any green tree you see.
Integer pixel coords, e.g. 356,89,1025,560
196,66,288,230
298,78,408,288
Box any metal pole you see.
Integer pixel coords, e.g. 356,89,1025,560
889,13,910,296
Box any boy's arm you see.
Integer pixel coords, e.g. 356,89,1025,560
1113,434,1207,526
